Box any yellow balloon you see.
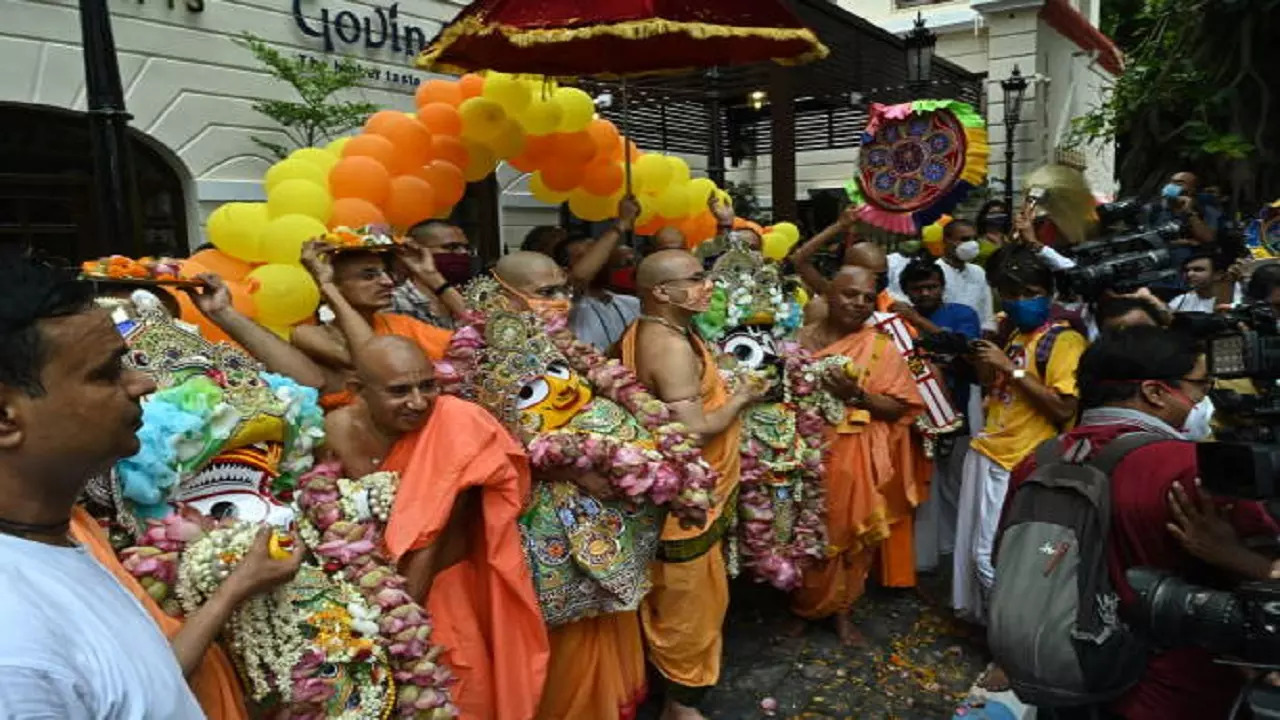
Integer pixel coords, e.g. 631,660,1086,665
637,197,656,225
553,87,595,133
761,231,796,261
462,141,498,182
288,147,339,173
655,183,691,218
264,159,328,194
772,221,800,244
519,98,564,135
487,119,526,159
249,263,321,327
206,202,269,263
569,189,619,222
483,72,533,114
266,179,332,222
257,214,328,265
686,178,717,215
459,97,508,142
529,173,570,205
713,188,732,207
795,285,810,307
666,157,691,187
325,137,350,156
633,154,674,195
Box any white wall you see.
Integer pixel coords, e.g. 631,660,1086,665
0,0,467,247
1035,17,1116,196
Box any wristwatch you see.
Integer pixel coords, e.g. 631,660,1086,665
1011,368,1027,380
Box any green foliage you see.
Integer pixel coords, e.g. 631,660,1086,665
1072,0,1279,203
237,33,379,159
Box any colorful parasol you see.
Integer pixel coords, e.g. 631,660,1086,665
845,100,989,236
417,0,829,78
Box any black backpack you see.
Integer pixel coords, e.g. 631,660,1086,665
987,432,1162,708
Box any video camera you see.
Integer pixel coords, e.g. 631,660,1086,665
1059,197,1186,299
916,330,974,358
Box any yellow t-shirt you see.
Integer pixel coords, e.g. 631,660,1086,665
970,323,1088,470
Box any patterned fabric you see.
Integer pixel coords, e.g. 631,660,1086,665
389,280,455,330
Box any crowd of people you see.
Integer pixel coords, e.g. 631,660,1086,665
0,165,1276,720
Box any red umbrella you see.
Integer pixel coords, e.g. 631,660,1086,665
417,0,829,78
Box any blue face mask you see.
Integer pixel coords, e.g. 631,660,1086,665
1162,183,1184,199
1003,295,1052,331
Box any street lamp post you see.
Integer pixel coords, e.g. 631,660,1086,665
904,12,937,90
1000,65,1028,215
80,0,139,257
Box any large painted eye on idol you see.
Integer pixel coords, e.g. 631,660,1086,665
517,378,550,409
319,663,339,679
722,329,776,370
546,360,572,380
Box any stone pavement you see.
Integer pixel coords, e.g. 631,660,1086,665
638,574,992,720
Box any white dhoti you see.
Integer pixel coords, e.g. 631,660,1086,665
950,446,1011,624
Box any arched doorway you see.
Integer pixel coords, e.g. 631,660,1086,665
0,102,189,261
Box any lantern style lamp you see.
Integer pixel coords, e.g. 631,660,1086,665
1000,65,1029,214
904,12,936,87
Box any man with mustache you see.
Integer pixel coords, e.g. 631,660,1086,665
618,248,763,720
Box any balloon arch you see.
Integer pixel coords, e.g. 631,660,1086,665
189,71,805,342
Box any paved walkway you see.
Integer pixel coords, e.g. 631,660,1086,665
638,575,992,719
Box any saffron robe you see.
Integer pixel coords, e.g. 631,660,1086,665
791,326,923,618
382,395,549,720
536,611,647,720
618,323,741,692
318,313,454,411
70,507,249,720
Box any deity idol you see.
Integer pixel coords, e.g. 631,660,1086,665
90,292,458,719
441,278,717,626
692,241,846,590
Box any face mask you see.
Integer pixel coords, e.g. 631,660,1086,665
668,280,714,313
433,253,476,286
1162,183,1184,200
1002,295,1052,331
608,267,637,293
526,296,572,318
1181,395,1215,441
955,240,981,262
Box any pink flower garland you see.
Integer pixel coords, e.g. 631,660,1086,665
297,461,458,718
437,313,717,529
733,343,832,591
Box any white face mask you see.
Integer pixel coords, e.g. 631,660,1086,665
954,240,981,263
1181,396,1215,441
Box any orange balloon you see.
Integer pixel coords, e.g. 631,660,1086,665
541,162,585,193
420,160,466,209
586,119,622,155
418,102,462,137
342,134,399,171
329,197,387,229
429,135,469,169
415,79,462,107
635,216,666,235
459,73,486,99
581,159,624,196
186,249,251,281
364,115,432,174
384,175,437,229
550,132,597,166
329,156,392,206
510,133,557,172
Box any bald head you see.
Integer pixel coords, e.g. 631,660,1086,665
636,249,712,315
352,336,437,434
825,266,878,331
637,250,701,290
843,241,888,273
493,250,568,299
653,226,687,253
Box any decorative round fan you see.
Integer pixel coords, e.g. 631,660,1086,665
846,100,989,235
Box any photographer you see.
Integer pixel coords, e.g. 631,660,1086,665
1004,326,1277,720
1168,251,1242,313
1145,171,1221,248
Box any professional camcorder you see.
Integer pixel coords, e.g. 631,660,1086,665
916,330,974,358
1059,197,1186,299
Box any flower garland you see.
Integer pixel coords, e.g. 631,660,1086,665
81,255,187,281
542,313,718,527
438,312,717,529
297,462,459,719
728,343,844,590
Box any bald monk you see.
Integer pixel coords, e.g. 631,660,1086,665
486,251,649,720
653,226,688,253
326,336,549,720
293,240,453,409
619,249,762,720
790,267,923,643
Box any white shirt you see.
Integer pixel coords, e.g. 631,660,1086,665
0,533,204,719
569,292,641,350
1169,285,1243,313
888,253,996,331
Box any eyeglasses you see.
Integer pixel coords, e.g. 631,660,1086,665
532,283,574,300
1180,376,1214,390
434,242,473,254
660,273,709,287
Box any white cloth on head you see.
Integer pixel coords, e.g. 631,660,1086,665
951,446,1012,624
0,534,204,720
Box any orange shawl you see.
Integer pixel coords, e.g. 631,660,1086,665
381,395,549,720
70,507,249,719
319,313,454,411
